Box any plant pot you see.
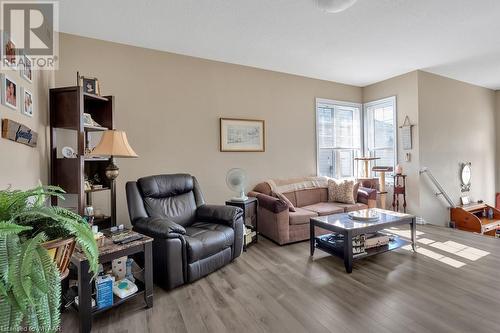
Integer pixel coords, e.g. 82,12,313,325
41,237,76,280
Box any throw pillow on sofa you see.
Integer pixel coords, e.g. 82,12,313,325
272,191,296,212
328,179,356,204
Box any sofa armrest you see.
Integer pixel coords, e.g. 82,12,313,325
133,217,186,239
196,204,243,227
357,187,377,204
255,193,288,213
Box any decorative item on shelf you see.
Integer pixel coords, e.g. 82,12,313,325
226,168,249,202
399,115,415,150
77,71,101,95
460,196,470,206
62,146,77,158
21,88,34,117
83,112,102,127
1,118,38,147
91,130,138,226
459,162,471,192
1,74,18,109
220,118,265,152
372,166,393,209
395,164,403,175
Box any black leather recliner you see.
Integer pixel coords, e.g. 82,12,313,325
126,174,244,290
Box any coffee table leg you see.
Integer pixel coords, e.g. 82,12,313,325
344,232,353,273
411,217,417,252
310,220,315,257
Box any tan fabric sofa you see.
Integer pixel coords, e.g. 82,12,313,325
248,178,377,245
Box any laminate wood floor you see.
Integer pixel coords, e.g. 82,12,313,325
61,225,500,333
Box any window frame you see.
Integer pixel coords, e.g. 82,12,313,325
315,98,363,178
363,96,398,174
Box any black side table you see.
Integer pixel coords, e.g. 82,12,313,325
226,197,258,250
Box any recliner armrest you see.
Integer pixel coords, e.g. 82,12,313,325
196,205,243,226
133,217,186,239
357,187,377,204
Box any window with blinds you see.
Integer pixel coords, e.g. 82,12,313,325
316,99,362,179
364,96,397,174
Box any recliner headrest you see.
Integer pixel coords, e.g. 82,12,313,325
137,174,194,198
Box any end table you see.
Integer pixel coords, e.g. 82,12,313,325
226,197,258,250
70,231,153,333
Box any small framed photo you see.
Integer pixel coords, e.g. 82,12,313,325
77,72,100,95
460,196,470,206
220,118,265,152
22,88,34,117
2,38,16,68
1,74,18,110
20,55,33,83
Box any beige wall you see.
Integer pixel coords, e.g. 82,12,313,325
55,33,362,225
418,71,496,226
0,67,53,189
363,71,420,215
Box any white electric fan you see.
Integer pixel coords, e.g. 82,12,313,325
226,168,248,202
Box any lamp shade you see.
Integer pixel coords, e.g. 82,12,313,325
91,130,138,158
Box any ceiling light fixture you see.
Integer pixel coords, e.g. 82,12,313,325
315,0,358,13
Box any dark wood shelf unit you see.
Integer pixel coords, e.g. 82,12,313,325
50,86,115,227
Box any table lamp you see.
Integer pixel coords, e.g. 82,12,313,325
91,130,138,226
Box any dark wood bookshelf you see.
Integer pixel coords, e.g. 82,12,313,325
50,86,115,229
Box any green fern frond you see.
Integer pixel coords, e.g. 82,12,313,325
0,222,32,235
36,247,60,331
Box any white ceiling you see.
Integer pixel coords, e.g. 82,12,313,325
59,0,500,89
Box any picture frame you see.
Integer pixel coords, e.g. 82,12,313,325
77,72,101,95
22,88,34,117
2,35,16,68
1,74,18,110
220,118,265,152
20,55,33,83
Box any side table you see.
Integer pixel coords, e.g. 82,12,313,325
226,197,258,250
70,231,153,333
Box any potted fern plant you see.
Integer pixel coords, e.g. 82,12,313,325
0,185,99,332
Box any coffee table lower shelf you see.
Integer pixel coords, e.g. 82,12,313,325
314,234,409,261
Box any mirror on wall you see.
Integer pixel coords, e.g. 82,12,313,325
460,162,471,192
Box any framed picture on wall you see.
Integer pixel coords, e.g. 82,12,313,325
220,118,265,152
20,55,33,83
1,74,18,110
2,36,16,68
22,88,34,117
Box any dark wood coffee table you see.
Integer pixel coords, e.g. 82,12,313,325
70,231,153,333
310,209,416,273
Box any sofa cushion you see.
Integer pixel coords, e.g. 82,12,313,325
272,191,296,212
332,202,368,212
288,208,318,225
302,202,345,216
295,188,324,207
184,222,234,263
328,179,356,204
